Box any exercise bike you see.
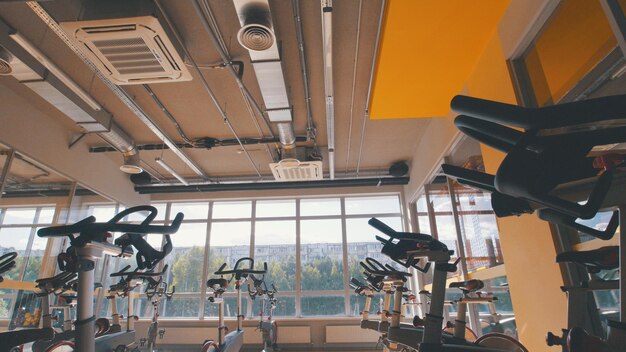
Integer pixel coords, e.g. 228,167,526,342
443,94,626,351
546,246,622,352
369,217,528,352
139,271,175,351
35,205,183,352
0,253,57,352
201,257,268,352
248,274,278,352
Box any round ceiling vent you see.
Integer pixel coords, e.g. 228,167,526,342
0,47,13,75
237,23,275,51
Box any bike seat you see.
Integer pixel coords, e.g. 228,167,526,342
556,246,618,273
207,278,229,290
449,279,484,293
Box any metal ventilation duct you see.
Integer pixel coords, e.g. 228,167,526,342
0,20,141,174
232,0,295,154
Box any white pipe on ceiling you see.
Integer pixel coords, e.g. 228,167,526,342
155,158,189,186
321,0,335,180
357,0,386,177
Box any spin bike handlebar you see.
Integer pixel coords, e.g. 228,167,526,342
360,260,411,279
368,218,437,244
35,271,78,296
37,206,184,238
110,264,168,279
214,257,268,278
0,252,17,278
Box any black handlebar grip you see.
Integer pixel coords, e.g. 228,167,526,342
215,263,228,275
368,218,396,236
37,216,96,237
108,206,157,225
0,252,18,264
365,257,386,271
169,212,184,231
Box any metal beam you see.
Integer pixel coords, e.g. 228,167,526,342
0,149,15,199
135,177,409,194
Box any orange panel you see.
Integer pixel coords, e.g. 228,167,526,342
527,0,617,105
369,0,510,119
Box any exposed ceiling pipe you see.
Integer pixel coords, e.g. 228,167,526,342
357,0,386,177
155,157,189,186
230,0,298,160
194,0,278,162
25,1,208,179
138,167,394,185
153,0,263,178
345,0,363,175
135,176,409,194
88,136,309,153
321,0,335,180
292,0,316,141
0,23,142,174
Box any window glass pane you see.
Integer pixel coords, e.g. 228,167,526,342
301,219,343,291
23,234,47,282
345,217,402,286
160,223,206,318
170,202,208,220
163,296,200,318
38,207,56,224
204,295,248,318
0,227,31,253
0,289,16,318
126,203,167,222
256,199,296,218
301,295,345,316
416,196,428,213
576,211,616,243
349,293,385,317
345,195,401,215
255,220,296,292
212,201,252,219
87,205,118,221
3,208,37,225
524,0,618,105
454,184,503,271
208,222,251,276
251,295,296,317
300,198,341,216
479,277,518,338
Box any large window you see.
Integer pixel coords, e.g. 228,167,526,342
85,195,404,319
0,206,56,318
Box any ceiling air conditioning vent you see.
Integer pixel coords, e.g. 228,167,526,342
270,159,323,182
60,16,191,85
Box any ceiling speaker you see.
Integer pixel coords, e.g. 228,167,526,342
389,161,409,177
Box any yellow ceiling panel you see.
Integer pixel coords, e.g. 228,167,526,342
369,0,510,119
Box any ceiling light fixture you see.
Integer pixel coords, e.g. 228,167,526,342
155,158,189,186
120,153,143,174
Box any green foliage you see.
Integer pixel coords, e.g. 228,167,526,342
301,257,343,291
171,246,205,292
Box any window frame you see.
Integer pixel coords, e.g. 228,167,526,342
83,193,405,320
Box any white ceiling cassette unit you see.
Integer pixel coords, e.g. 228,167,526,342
60,16,192,85
270,159,323,181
